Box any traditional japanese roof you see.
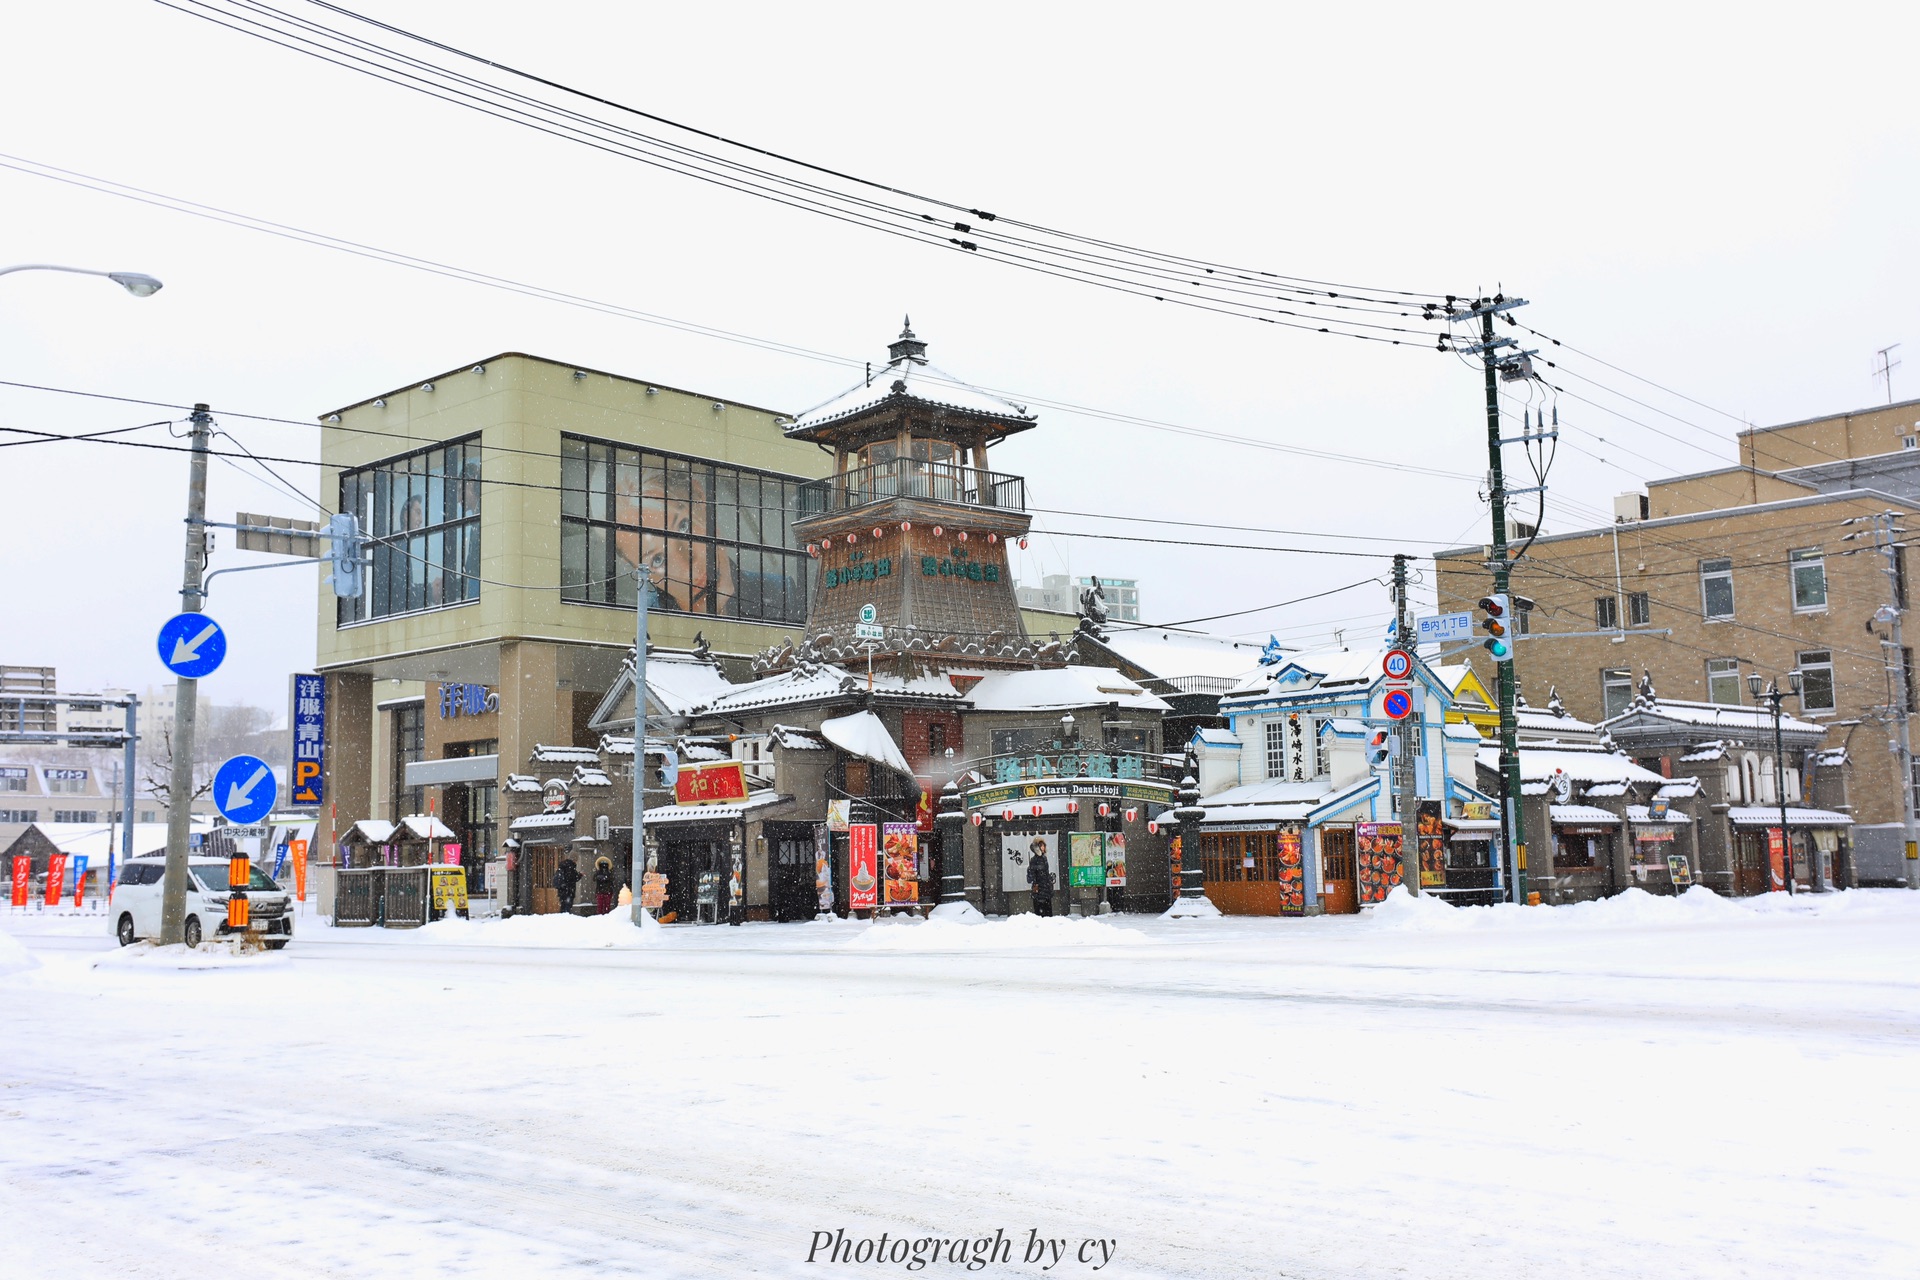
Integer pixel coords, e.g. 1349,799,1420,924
1726,806,1853,827
1656,776,1703,798
504,774,543,793
397,814,458,840
1812,747,1850,767
1604,696,1825,746
1191,727,1240,748
1678,741,1729,763
9,822,173,859
965,666,1171,713
642,791,791,825
819,710,913,776
1477,742,1666,794
531,744,600,765
1101,629,1265,691
572,766,613,788
345,819,397,843
1625,805,1691,824
770,724,828,750
785,321,1035,438
1548,804,1621,825
1197,775,1378,826
510,810,574,832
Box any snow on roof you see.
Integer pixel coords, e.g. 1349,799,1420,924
1727,806,1853,827
398,814,458,841
347,819,397,843
572,766,613,788
1476,743,1666,789
1191,728,1239,747
787,354,1033,435
1443,722,1484,741
1606,697,1824,737
1549,805,1621,824
643,792,790,825
1516,705,1600,737
819,710,913,776
964,666,1171,714
1813,747,1849,766
531,744,600,765
1625,805,1691,824
1102,629,1266,684
770,724,828,750
1582,781,1631,798
510,810,574,832
505,774,543,793
1656,776,1703,798
14,822,172,859
1200,776,1376,825
645,651,740,716
1678,741,1729,763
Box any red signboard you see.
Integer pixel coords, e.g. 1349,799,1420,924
1768,828,1786,891
674,761,749,806
291,839,309,902
915,779,935,833
10,856,28,907
44,853,66,907
848,823,879,911
443,843,463,865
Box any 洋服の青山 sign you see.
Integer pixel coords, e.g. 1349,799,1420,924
291,673,326,806
674,761,748,806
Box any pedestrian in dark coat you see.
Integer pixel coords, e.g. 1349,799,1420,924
552,856,582,914
1026,840,1056,917
592,856,616,915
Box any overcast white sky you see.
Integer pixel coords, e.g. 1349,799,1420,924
3,1,1915,716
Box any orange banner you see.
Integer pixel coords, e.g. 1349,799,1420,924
291,839,309,902
43,853,66,907
11,855,30,907
674,761,748,806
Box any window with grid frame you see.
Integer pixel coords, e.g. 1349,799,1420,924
392,703,425,818
1796,650,1836,712
559,435,810,624
1628,591,1650,627
1700,558,1735,619
1601,668,1633,718
1265,720,1286,779
1706,658,1743,706
338,436,481,626
1595,595,1619,630
1790,548,1828,612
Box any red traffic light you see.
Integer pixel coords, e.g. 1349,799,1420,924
1477,595,1506,617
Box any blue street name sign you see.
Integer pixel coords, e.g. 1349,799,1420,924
1415,612,1474,645
157,612,227,679
214,754,277,825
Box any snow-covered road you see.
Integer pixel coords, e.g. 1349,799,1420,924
3,888,1917,1279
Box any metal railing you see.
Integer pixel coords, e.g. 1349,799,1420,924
795,458,1026,519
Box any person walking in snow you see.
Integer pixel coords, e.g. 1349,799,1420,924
552,856,582,915
592,856,616,915
1026,839,1056,917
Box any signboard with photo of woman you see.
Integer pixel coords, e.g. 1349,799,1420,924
1000,832,1057,894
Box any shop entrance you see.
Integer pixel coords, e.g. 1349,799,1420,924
1732,830,1770,896
661,835,729,922
767,823,819,922
526,843,560,914
1320,827,1358,915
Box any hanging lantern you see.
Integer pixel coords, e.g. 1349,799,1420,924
987,532,998,544
1097,803,1111,818
806,544,819,557
970,812,984,827
932,525,944,537
958,530,969,542
900,521,912,533
872,527,884,539
1066,800,1079,815
1124,808,1137,822
847,532,857,544
1018,537,1029,550
1147,820,1160,835
1002,808,1014,822
1030,803,1042,817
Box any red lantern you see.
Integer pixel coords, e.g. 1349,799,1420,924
958,530,969,541
970,812,984,827
1066,800,1079,815
872,527,883,539
1147,820,1160,835
847,532,857,544
1097,803,1110,818
987,532,998,544
1030,803,1042,817
806,544,818,557
900,521,912,533
1018,537,1029,549
932,525,944,537
1124,808,1137,822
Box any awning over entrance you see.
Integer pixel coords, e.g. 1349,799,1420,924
644,792,791,826
1548,805,1620,825
510,810,574,833
405,754,500,786
1726,806,1854,828
819,710,913,776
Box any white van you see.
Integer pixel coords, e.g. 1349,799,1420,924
110,856,295,949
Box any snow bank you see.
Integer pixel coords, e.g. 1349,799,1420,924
0,924,39,977
847,911,1151,951
1368,884,1753,934
91,941,292,972
332,908,669,950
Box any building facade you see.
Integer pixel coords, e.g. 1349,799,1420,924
1017,575,1142,623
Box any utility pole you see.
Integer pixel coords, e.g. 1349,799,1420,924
120,695,137,881
1451,297,1533,904
630,571,652,923
158,404,212,945
1861,510,1920,889
1392,553,1420,895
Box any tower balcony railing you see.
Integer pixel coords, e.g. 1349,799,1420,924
794,458,1026,521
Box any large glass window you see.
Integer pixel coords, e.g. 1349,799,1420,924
1265,721,1286,779
1601,668,1633,719
337,437,481,625
1797,650,1835,712
1790,548,1827,612
559,436,808,624
1595,596,1619,630
1701,558,1735,619
1707,658,1742,706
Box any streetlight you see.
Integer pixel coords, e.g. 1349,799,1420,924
0,263,164,296
1747,669,1811,894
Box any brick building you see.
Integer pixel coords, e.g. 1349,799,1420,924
1435,396,1920,880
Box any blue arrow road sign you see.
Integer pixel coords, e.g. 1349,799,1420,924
214,754,277,825
157,613,227,679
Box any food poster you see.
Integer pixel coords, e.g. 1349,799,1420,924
1355,822,1403,904
1068,832,1105,888
849,823,879,910
1417,800,1446,888
1276,828,1305,915
1104,831,1128,887
1667,853,1693,887
882,822,920,905
1000,832,1057,894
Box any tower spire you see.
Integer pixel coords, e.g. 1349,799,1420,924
888,315,928,365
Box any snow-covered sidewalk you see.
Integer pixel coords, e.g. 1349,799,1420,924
4,889,1918,1278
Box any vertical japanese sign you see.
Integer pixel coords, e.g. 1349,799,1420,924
291,838,309,902
444,842,463,866
814,824,834,911
914,779,935,833
1767,828,1786,890
1355,822,1402,905
10,855,29,907
848,823,879,910
44,852,67,907
71,855,89,908
1277,829,1305,915
290,674,327,807
1104,831,1128,888
1068,832,1105,887
881,822,919,905
1417,800,1446,888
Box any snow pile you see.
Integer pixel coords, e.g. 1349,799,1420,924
1368,884,1751,933
91,941,292,971
0,924,39,977
350,908,670,949
847,911,1150,951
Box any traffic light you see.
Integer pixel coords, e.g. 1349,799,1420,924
1366,729,1397,768
326,512,365,599
1478,593,1514,662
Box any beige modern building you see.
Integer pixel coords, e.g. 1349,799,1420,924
1435,396,1920,879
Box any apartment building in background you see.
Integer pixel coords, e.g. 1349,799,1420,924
1436,395,1920,876
1016,573,1141,622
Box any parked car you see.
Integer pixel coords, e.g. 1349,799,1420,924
110,856,295,949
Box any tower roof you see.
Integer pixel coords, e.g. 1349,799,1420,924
785,319,1036,440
